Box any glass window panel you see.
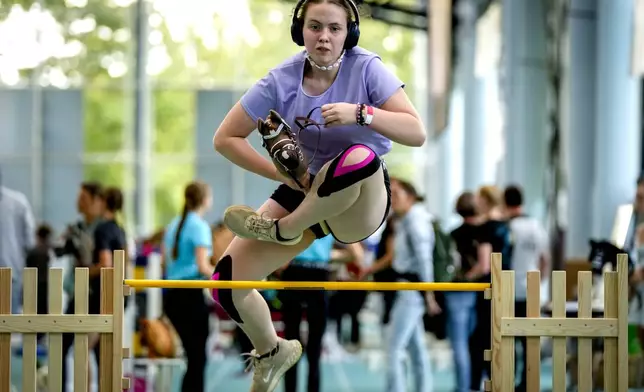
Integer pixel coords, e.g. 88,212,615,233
84,161,126,185
84,88,127,153
153,89,195,153
152,160,195,228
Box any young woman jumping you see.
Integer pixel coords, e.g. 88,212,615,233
212,0,426,390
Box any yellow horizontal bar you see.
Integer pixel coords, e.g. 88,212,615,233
123,279,491,291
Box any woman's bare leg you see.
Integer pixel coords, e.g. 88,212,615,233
212,199,316,391
214,199,315,353
324,164,389,243
275,147,370,239
225,144,389,244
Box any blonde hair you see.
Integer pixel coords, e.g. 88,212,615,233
477,185,503,208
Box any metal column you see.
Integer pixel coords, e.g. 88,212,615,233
133,0,152,235
591,0,642,238
460,0,490,190
501,0,549,219
565,0,597,258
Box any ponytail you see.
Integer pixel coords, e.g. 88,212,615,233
172,204,189,260
172,180,210,260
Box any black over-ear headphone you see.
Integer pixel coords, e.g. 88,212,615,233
290,0,361,50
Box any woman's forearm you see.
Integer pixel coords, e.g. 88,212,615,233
198,263,214,279
215,136,279,182
369,109,426,147
370,254,392,274
465,243,492,280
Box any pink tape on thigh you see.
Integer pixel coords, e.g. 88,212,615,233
211,272,220,303
333,145,376,177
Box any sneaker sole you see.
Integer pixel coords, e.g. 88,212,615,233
223,205,304,246
223,205,256,239
267,341,303,392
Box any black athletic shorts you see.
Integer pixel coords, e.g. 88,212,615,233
269,163,391,241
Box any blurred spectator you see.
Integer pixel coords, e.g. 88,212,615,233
26,224,55,316
625,176,644,261
445,191,480,392
327,242,365,351
386,178,439,392
467,185,512,391
57,182,105,298
162,181,213,392
628,283,644,387
57,181,104,391
278,235,336,392
62,186,126,391
360,215,398,325
504,185,550,391
0,174,36,314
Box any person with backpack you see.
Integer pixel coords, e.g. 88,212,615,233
386,178,440,392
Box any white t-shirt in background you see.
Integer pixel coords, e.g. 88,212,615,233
510,216,549,300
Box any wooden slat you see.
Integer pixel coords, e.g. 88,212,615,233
21,268,38,392
500,270,515,391
99,268,114,392
616,255,629,391
526,271,541,392
603,272,618,391
0,268,11,392
501,317,617,337
551,271,566,392
577,271,593,392
112,251,125,390
48,268,64,392
490,253,502,391
74,268,90,392
0,315,113,333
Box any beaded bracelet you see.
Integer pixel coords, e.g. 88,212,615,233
355,103,364,125
356,103,374,126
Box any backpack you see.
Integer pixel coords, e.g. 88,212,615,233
402,218,459,283
431,220,460,283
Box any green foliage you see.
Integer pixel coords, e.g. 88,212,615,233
84,89,127,152
153,90,195,153
153,161,194,228
152,90,195,227
84,162,126,185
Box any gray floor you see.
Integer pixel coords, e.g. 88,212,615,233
11,349,556,392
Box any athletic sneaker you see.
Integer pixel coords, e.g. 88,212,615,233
242,338,303,392
223,205,303,245
257,109,308,189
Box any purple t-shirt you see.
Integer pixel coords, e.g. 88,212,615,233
240,46,405,175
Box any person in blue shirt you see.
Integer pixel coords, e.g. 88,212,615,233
162,181,213,392
277,235,336,392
